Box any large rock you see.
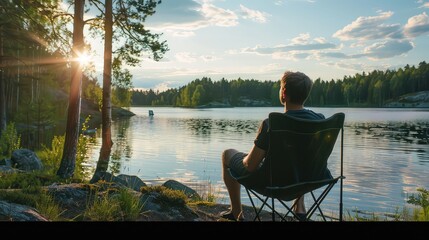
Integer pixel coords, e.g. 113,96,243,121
11,149,43,171
162,180,201,200
47,183,90,219
139,191,199,221
116,174,146,192
90,171,126,184
0,166,19,174
0,200,48,221
90,172,146,192
0,158,12,167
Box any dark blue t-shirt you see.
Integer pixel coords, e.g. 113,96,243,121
254,109,325,151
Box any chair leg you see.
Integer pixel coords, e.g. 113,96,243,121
278,199,301,221
272,198,275,221
245,188,261,221
307,183,336,221
246,189,285,221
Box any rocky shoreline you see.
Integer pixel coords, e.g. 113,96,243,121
0,176,274,221
0,151,275,221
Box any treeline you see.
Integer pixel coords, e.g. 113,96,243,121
132,61,429,107
132,78,279,107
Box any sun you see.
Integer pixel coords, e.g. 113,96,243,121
76,51,91,66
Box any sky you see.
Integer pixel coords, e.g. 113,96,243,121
88,0,429,92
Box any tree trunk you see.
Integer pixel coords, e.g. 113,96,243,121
93,0,113,176
57,0,85,178
0,23,6,136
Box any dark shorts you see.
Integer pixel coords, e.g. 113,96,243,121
229,152,249,177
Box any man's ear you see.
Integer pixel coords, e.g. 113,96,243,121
281,87,287,100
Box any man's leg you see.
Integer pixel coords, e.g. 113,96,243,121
293,195,306,221
222,148,243,219
293,195,306,213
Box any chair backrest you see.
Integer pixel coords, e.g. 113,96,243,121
261,112,345,188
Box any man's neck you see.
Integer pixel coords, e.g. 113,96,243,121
284,103,304,112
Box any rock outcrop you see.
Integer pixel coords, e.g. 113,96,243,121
11,149,43,171
0,200,48,221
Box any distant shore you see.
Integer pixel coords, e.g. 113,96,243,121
130,91,429,109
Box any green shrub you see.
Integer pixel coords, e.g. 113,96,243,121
35,194,64,221
38,135,64,175
37,116,92,180
407,188,429,221
75,116,92,180
0,122,21,158
84,192,120,221
114,188,142,220
0,172,59,190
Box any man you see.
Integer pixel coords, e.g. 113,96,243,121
220,71,325,221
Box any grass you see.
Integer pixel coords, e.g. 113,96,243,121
114,188,143,220
84,191,121,221
35,194,64,221
0,187,64,221
343,205,428,221
407,188,429,221
0,172,61,189
84,186,143,221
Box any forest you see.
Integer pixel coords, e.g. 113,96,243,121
0,0,167,178
132,61,429,108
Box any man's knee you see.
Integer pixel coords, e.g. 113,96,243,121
222,149,238,166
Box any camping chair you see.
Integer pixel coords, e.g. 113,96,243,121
229,112,345,221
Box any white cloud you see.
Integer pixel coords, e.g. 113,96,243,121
200,55,220,62
175,52,220,63
404,12,429,37
171,31,196,37
240,34,338,61
146,0,238,36
316,40,413,60
243,41,337,55
322,61,390,73
314,37,327,43
201,1,239,27
364,40,414,59
260,63,282,72
333,11,403,41
239,4,270,23
175,52,198,63
291,33,311,44
317,52,352,59
419,2,429,8
274,1,284,6
153,82,175,92
133,66,221,80
273,51,311,60
225,49,240,55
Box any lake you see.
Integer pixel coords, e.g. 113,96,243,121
86,107,429,217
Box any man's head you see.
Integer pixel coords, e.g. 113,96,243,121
279,71,313,106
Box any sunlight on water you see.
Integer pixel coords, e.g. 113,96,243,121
86,107,429,216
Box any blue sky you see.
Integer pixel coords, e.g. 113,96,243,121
90,0,429,91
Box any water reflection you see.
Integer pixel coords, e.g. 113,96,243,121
107,117,133,174
178,118,260,136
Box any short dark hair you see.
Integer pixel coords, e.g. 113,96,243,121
281,71,313,105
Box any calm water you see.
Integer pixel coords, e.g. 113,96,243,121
86,107,429,216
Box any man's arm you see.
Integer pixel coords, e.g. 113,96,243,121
243,144,266,172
